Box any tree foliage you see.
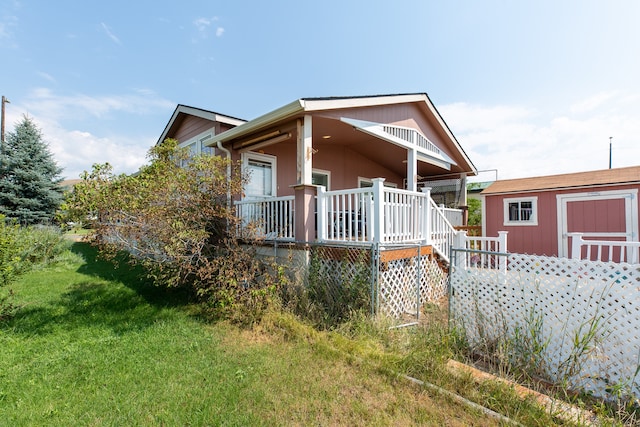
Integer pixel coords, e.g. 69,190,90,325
66,139,281,322
467,198,482,226
0,116,64,225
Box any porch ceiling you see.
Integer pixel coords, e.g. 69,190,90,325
311,116,454,179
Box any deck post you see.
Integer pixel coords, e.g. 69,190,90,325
293,184,316,243
372,178,385,243
453,230,468,270
420,187,432,245
497,231,509,273
316,185,326,241
569,232,583,260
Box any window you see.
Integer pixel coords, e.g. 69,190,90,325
243,152,277,198
503,197,538,226
358,177,398,188
178,131,215,164
312,169,331,190
200,134,215,156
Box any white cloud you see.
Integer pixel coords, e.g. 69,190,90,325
194,17,212,33
37,71,56,83
193,16,222,40
23,88,173,120
440,93,640,181
100,22,121,45
3,89,174,179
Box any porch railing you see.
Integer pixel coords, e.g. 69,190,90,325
235,196,295,241
569,232,640,263
316,187,374,242
235,179,464,263
317,179,434,245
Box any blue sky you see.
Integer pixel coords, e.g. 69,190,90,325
1,0,639,181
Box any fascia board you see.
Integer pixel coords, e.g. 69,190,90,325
207,99,304,146
157,105,247,145
422,95,477,175
302,94,427,112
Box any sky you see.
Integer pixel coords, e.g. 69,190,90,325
1,0,639,182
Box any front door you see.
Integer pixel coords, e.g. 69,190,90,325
557,189,638,258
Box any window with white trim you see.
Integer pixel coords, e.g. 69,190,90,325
242,152,277,198
503,197,538,226
178,131,215,164
312,168,331,190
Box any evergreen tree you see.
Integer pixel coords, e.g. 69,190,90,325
0,116,64,224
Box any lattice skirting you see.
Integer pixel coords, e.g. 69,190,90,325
379,254,447,318
450,252,640,401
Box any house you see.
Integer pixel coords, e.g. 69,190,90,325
154,93,483,317
481,166,640,259
158,93,477,260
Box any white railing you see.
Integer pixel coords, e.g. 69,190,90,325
454,231,509,272
317,178,437,245
236,179,462,262
429,198,459,263
235,196,295,241
316,187,374,242
440,205,464,227
569,232,640,263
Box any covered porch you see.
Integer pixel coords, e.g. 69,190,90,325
235,178,462,262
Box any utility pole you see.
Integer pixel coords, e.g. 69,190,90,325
609,136,613,169
1,95,9,155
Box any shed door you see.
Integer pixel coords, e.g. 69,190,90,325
557,189,638,258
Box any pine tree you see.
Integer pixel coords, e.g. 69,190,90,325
0,115,64,225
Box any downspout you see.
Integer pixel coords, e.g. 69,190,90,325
216,141,232,209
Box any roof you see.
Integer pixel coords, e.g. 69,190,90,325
157,104,246,145
482,166,640,195
207,93,476,174
467,181,493,193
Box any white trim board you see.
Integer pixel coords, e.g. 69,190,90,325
556,189,638,258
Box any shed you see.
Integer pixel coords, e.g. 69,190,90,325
481,166,640,257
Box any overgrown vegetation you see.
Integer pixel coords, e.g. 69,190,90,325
64,139,283,324
0,217,67,320
1,243,570,425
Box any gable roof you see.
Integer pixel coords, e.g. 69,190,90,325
156,104,246,145
482,166,640,195
207,93,476,174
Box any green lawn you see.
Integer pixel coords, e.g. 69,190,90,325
0,243,563,426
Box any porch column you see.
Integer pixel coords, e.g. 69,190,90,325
406,148,418,191
297,115,313,186
293,184,316,243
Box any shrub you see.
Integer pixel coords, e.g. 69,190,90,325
64,140,283,323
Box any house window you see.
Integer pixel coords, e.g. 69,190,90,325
503,197,538,226
179,131,215,164
358,177,398,188
200,133,215,156
312,169,331,190
243,152,277,198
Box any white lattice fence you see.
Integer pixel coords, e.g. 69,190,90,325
379,253,447,318
450,250,640,400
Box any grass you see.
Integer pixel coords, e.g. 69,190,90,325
0,243,572,426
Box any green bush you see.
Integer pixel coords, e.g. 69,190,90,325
0,215,22,287
16,225,68,270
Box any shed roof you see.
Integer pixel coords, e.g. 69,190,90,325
482,166,640,195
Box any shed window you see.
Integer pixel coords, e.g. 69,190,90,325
503,197,538,226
